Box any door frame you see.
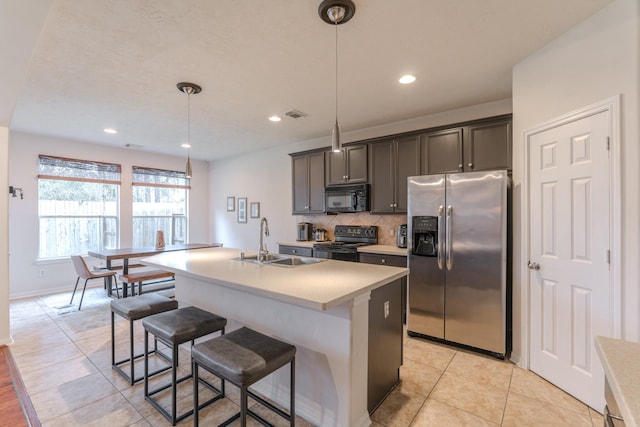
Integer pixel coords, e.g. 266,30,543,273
520,95,621,369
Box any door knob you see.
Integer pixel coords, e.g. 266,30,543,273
528,261,541,270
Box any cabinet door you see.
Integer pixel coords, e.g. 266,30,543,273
420,128,463,175
345,145,368,183
395,136,420,212
465,120,511,171
279,245,313,257
291,155,309,214
359,253,407,267
369,140,395,214
307,151,325,213
325,150,346,185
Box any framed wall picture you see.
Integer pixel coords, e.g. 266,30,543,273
250,202,260,219
237,197,247,223
226,196,235,212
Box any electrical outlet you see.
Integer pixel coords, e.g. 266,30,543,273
384,301,390,319
39,269,46,278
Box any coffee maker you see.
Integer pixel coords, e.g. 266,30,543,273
297,222,314,241
396,224,408,248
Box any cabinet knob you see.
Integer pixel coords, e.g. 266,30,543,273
381,259,386,264
468,162,473,168
390,204,394,208
292,249,297,253
458,164,463,170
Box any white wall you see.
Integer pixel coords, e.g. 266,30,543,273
0,127,9,344
512,0,640,362
8,131,210,298
209,99,512,252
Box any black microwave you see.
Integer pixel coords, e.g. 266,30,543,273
325,184,369,213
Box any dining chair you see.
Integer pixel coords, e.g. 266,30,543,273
70,255,119,310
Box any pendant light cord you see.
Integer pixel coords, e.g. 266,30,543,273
335,20,339,123
187,89,191,155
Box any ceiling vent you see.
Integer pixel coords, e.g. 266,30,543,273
285,109,309,119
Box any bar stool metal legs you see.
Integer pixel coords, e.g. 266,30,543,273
110,294,178,385
142,306,227,426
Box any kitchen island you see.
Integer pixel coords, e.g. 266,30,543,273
142,246,408,427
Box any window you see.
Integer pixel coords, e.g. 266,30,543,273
132,166,190,247
38,155,121,258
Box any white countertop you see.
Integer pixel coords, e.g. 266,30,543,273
595,336,640,426
142,247,408,311
357,244,408,257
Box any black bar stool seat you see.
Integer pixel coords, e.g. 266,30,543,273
143,306,227,426
192,326,296,427
110,293,178,385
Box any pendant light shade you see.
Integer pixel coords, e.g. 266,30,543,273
177,82,202,179
185,154,193,178
331,119,341,152
319,0,355,154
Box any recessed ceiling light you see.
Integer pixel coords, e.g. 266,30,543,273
104,128,117,134
399,74,416,84
269,115,282,122
181,143,191,148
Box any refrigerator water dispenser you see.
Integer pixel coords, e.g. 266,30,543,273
412,216,438,257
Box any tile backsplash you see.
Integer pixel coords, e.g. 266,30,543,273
297,213,407,246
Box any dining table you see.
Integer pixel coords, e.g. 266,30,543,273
88,243,221,297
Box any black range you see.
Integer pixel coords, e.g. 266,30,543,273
313,225,378,262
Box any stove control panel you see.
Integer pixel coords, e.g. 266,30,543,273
334,225,378,244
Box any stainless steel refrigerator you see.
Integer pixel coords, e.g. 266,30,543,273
407,170,510,357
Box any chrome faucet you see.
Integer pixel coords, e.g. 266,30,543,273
258,217,270,262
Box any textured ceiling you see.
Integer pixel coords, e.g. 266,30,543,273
6,0,613,161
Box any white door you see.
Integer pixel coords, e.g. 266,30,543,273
528,110,611,410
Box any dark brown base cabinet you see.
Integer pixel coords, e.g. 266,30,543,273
359,253,406,413
367,278,403,414
291,151,325,214
278,245,313,257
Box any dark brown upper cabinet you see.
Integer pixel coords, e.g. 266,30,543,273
325,145,368,186
369,135,420,214
420,118,511,174
420,128,464,174
291,151,325,215
465,119,512,172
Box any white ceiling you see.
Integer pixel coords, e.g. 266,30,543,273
5,0,612,161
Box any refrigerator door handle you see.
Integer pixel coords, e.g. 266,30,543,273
446,205,453,270
437,205,444,270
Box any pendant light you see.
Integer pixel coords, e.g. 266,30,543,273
318,0,355,153
177,82,202,178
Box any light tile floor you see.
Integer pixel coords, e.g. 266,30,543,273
9,288,603,426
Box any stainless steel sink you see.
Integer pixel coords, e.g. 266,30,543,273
269,256,326,267
238,254,289,263
234,253,325,267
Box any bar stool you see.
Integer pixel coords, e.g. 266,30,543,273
143,306,227,425
110,293,178,385
191,326,296,427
